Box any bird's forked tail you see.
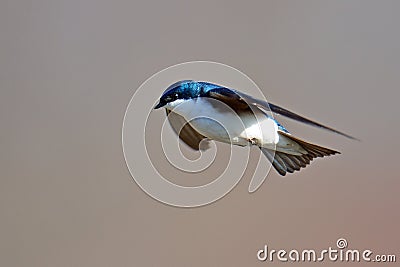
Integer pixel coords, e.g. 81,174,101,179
260,131,340,176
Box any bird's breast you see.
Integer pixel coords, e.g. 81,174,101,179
170,98,279,147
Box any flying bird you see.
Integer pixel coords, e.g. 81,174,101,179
154,80,356,176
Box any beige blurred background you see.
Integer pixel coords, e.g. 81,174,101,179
1,0,399,266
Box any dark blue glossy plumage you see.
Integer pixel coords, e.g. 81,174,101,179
161,80,223,98
154,81,211,109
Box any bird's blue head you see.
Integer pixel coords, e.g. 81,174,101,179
154,80,220,109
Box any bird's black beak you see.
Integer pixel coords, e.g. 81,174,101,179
154,101,164,109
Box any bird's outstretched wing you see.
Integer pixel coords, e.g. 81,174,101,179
265,102,358,140
166,110,210,151
206,87,358,140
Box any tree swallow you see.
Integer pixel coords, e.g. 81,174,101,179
154,80,356,176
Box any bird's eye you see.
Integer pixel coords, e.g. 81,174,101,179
175,93,179,97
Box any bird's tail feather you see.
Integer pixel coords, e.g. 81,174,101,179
260,132,340,176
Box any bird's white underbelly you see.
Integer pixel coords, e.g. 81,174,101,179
169,98,279,148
